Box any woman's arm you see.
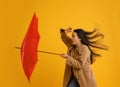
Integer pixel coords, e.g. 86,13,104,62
62,46,90,69
60,28,72,48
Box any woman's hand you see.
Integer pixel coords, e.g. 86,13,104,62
60,53,69,59
65,27,72,34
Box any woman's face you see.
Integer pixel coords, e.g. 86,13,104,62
71,32,81,45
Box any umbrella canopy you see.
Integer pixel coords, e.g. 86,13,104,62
21,13,40,82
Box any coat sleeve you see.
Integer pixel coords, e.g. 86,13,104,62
60,29,72,48
66,46,90,69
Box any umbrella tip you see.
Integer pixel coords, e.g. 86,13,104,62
15,46,21,49
33,12,38,20
28,79,31,83
34,12,37,16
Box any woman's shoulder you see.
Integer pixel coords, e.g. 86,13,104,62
77,44,90,53
77,44,88,50
83,45,89,50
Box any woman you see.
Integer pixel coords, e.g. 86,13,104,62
60,27,108,87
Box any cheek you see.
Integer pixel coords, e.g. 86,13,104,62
75,38,80,43
72,37,79,43
72,38,76,42
77,39,80,43
73,38,78,43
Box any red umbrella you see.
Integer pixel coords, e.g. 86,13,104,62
15,13,60,82
21,13,40,82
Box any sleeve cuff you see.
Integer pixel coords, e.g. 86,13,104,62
60,28,65,32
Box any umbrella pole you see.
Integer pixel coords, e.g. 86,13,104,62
15,47,61,55
37,50,61,55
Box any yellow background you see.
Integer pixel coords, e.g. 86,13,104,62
0,0,120,87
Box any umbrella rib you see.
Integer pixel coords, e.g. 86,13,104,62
15,47,60,55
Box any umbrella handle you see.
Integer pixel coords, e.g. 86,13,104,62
15,47,61,55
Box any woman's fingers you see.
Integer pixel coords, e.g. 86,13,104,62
60,53,68,58
65,27,72,33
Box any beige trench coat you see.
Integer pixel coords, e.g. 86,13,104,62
60,30,97,87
